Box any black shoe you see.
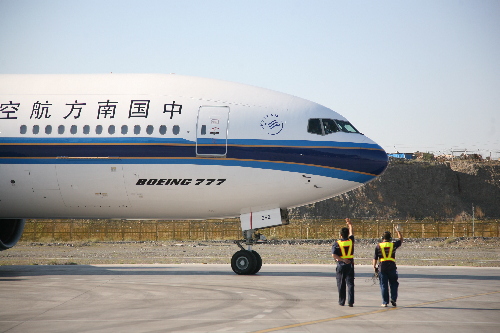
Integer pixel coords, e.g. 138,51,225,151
348,304,353,307
391,300,397,307
339,303,345,306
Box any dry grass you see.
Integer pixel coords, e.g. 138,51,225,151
19,218,500,242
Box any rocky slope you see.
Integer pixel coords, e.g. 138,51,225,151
292,160,500,219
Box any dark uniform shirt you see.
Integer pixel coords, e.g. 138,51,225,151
332,235,355,265
374,239,402,272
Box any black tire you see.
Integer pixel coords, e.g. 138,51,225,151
252,250,262,274
231,250,257,275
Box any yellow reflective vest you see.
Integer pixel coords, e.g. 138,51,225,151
337,239,354,259
379,241,396,262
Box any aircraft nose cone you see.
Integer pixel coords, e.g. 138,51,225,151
361,137,388,176
370,145,389,176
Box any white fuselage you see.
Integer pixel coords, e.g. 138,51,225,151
0,74,388,220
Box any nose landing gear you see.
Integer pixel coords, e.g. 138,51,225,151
231,230,264,275
231,208,289,275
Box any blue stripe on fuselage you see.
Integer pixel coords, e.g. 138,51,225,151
0,157,376,183
0,137,388,182
0,137,381,149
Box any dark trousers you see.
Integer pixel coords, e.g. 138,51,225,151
336,263,354,305
378,269,399,304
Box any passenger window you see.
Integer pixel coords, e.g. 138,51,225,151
33,125,39,134
45,125,52,134
96,125,103,134
108,125,115,135
307,119,323,135
58,125,65,134
83,125,90,134
20,125,27,134
200,125,206,135
146,125,154,135
121,125,128,135
134,125,141,135
70,125,77,134
172,125,180,135
159,125,167,135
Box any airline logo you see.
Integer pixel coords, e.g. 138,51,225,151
260,114,284,135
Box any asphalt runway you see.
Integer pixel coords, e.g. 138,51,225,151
0,264,499,333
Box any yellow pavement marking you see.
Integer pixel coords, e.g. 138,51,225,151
251,290,500,333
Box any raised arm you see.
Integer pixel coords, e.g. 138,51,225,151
346,218,353,237
395,224,403,243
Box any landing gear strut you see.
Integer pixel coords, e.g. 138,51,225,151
231,208,289,275
231,229,264,275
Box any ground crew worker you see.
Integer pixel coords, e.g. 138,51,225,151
373,225,403,307
332,218,354,307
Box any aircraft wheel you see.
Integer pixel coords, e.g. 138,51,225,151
252,250,262,274
231,250,257,275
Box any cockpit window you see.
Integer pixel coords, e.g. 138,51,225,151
322,119,339,134
307,119,323,135
335,119,360,133
308,118,360,135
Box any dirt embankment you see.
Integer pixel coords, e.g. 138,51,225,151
292,160,500,219
1,237,499,267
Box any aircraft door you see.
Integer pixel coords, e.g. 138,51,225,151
196,106,229,156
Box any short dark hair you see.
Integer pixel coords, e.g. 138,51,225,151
383,231,392,241
340,227,349,239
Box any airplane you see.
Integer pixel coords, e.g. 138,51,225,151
0,74,388,274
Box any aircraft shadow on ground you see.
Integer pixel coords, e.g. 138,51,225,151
0,265,499,280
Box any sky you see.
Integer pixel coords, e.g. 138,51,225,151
1,0,499,158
